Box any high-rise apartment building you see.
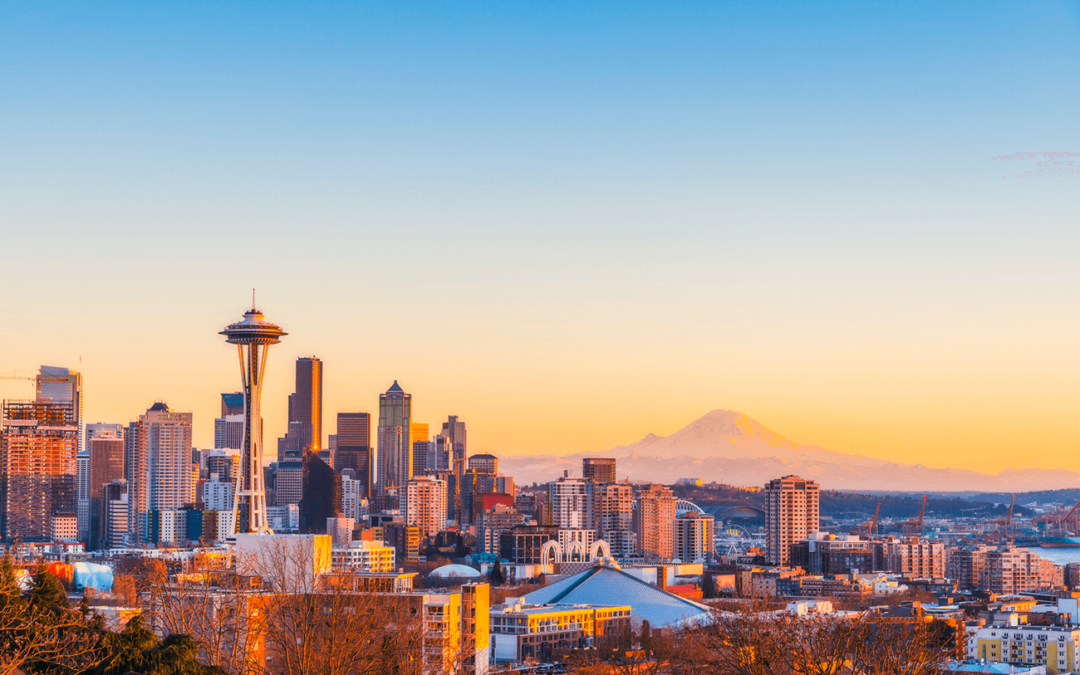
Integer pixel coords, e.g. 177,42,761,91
376,382,411,494
86,431,125,550
0,397,78,542
593,482,635,557
582,458,616,484
126,403,194,543
883,538,946,578
404,475,448,538
205,450,239,485
673,512,715,563
764,475,820,567
636,484,676,561
548,474,594,530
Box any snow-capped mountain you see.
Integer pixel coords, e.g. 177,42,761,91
497,410,1080,491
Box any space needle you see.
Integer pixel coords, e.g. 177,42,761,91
221,299,286,535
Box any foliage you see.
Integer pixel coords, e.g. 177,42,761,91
489,560,505,586
87,615,225,675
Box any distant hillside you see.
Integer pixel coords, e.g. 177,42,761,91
670,483,1024,522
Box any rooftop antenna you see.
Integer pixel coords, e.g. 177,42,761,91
252,288,256,310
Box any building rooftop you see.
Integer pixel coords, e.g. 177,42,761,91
521,565,711,629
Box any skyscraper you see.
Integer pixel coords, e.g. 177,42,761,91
764,475,820,567
127,403,193,543
87,431,125,550
582,458,616,484
335,412,371,496
280,357,323,459
214,392,245,450
376,381,411,494
298,452,340,534
442,415,467,478
221,305,286,535
36,366,82,453
0,396,78,542
410,422,430,475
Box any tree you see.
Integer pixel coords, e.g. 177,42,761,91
0,557,105,675
489,560,505,586
87,614,225,675
701,572,716,599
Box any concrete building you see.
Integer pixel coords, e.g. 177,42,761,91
883,538,946,578
673,511,715,563
478,504,528,555
442,416,467,477
593,482,634,557
637,484,676,561
968,623,1080,672
764,475,819,567
335,412,372,497
490,601,631,665
404,475,447,539
548,474,593,530
275,458,303,507
86,431,125,549
1,397,78,542
202,473,233,511
468,454,498,474
340,470,368,521
500,525,559,564
102,480,128,548
126,403,194,543
582,458,616,484
331,538,396,572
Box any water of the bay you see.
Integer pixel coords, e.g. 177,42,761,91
1032,548,1080,566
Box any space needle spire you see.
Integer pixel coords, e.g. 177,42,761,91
221,302,286,535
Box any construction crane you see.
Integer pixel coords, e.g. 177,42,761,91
899,496,927,537
0,371,35,381
851,502,881,539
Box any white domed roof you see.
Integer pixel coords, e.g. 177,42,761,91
429,564,481,579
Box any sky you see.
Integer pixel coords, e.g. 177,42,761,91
1,1,1078,476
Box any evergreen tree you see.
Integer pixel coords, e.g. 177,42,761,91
88,614,225,675
701,571,716,598
490,560,505,586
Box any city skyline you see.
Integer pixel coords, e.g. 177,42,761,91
2,1,1078,477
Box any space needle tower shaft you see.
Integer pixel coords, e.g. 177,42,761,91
221,302,286,535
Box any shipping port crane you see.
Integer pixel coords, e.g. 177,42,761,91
984,495,1016,544
851,502,881,539
899,495,927,537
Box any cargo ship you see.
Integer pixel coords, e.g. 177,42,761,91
1042,536,1080,548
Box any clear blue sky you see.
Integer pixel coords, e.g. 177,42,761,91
1,1,1078,472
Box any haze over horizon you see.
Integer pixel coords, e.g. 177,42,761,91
1,1,1078,476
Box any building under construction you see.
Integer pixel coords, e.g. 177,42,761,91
1,398,78,542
